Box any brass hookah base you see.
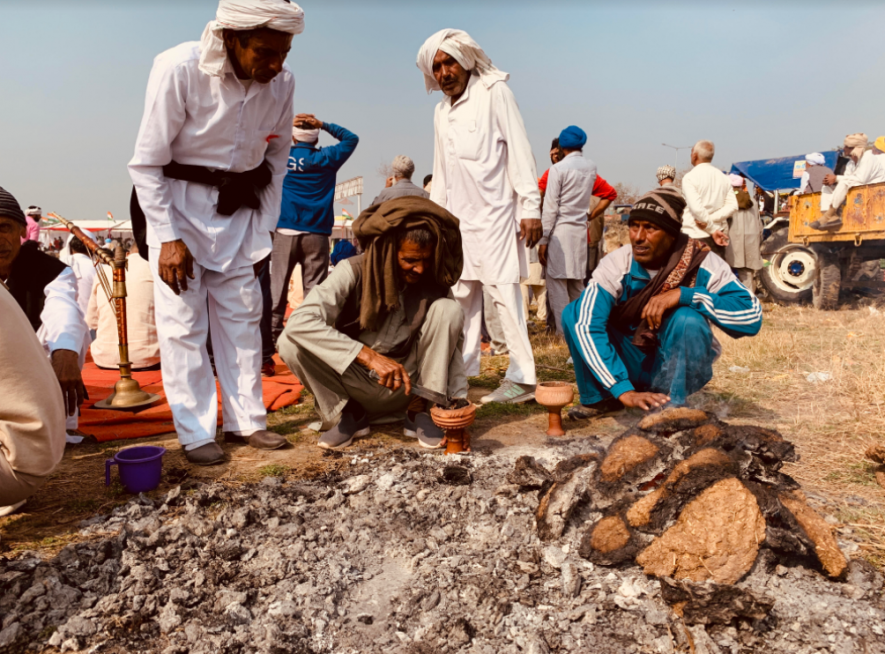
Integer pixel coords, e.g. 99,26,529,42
94,362,160,411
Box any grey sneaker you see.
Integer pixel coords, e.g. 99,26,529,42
480,379,536,405
319,404,370,450
403,412,445,449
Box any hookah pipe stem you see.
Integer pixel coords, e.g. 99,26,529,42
111,246,135,382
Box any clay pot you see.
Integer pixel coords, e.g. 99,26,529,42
430,403,477,454
535,381,575,437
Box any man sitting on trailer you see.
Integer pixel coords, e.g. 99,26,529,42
278,196,468,451
0,187,90,443
812,135,885,230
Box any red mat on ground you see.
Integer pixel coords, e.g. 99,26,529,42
78,356,303,442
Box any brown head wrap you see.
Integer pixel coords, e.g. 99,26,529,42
352,196,463,331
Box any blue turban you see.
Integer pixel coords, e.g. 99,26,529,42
330,240,358,266
558,125,587,150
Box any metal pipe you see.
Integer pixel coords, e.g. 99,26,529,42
47,212,158,410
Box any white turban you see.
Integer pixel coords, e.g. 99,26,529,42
416,29,509,94
292,125,319,143
805,152,825,166
199,0,305,78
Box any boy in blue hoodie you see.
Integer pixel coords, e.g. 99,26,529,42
270,113,359,342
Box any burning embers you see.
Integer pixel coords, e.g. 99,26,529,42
514,408,847,590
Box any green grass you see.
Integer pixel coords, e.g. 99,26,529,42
286,432,305,445
66,499,99,513
258,464,290,478
106,479,126,499
824,461,878,488
467,375,501,390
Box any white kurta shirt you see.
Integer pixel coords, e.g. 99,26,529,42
540,151,597,279
681,162,739,239
843,150,885,187
128,42,295,273
70,253,96,318
430,74,541,285
835,157,857,184
37,267,89,356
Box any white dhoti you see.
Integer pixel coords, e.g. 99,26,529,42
150,249,266,447
454,280,537,385
828,180,852,211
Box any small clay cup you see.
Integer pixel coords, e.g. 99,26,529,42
430,403,477,454
535,381,575,437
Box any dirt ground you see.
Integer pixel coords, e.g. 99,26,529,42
4,296,885,567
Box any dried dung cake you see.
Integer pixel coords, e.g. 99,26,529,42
528,407,850,589
635,478,766,584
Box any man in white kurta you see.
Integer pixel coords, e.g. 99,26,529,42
539,125,596,335
417,29,540,404
69,238,96,320
812,136,885,230
0,187,89,443
680,140,737,259
128,0,303,465
819,135,863,212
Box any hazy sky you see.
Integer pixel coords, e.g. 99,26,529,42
2,0,884,222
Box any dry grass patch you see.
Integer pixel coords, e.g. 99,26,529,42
701,300,885,565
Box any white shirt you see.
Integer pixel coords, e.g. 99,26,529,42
835,157,858,184
37,267,89,356
69,253,96,318
799,171,810,194
128,42,295,272
681,162,739,239
430,74,541,284
843,150,885,188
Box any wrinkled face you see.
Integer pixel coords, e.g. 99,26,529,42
224,28,293,84
432,50,470,99
628,218,675,269
0,217,25,274
397,239,434,285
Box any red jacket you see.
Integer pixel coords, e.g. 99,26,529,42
538,170,618,201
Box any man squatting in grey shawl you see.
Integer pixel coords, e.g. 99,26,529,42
278,196,468,450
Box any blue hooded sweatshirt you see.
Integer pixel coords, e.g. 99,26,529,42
277,122,359,235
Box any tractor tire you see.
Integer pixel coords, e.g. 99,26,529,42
812,251,841,311
759,229,814,305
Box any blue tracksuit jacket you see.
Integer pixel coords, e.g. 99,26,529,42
277,122,359,235
564,244,763,403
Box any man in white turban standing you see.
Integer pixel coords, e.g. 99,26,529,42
128,0,304,466
416,29,540,404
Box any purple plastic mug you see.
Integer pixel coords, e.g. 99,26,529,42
105,446,166,494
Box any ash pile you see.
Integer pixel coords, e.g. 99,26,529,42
2,411,885,654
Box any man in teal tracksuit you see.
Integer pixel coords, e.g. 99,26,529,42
270,114,359,343
563,185,762,418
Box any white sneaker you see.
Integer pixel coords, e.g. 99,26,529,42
479,379,536,405
0,500,27,518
